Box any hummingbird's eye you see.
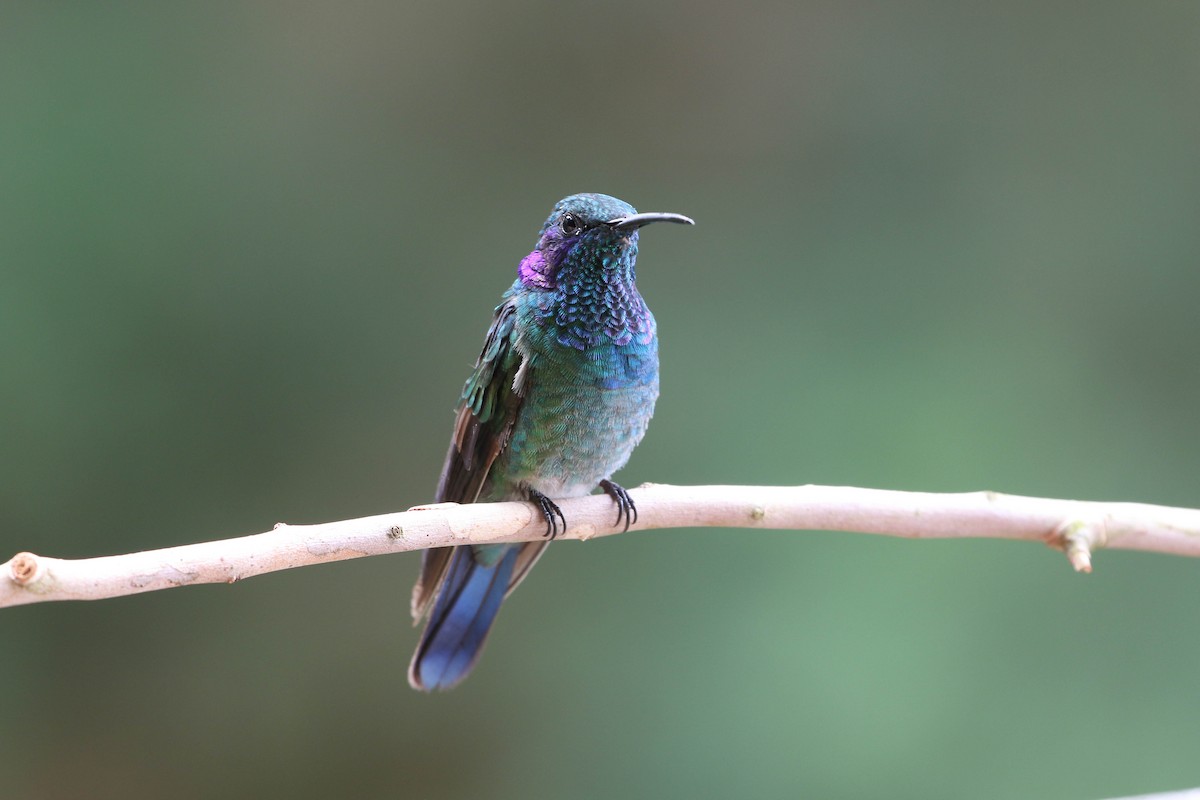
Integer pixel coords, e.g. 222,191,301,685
560,213,582,236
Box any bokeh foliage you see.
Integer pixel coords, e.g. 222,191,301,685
3,2,1199,798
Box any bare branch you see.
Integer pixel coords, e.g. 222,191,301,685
4,484,1199,609
1101,789,1200,800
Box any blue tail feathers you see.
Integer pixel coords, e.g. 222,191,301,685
408,545,519,691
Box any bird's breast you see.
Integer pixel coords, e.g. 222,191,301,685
488,339,659,500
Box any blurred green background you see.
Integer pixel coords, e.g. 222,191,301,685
3,2,1198,798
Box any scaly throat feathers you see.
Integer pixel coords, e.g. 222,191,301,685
532,240,653,351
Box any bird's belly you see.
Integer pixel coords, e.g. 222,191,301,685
488,378,658,500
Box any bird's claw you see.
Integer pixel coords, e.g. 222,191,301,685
527,488,566,539
599,479,638,533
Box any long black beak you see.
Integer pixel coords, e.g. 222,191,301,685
606,212,695,230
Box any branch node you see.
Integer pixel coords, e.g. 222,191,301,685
1055,520,1105,574
9,552,43,586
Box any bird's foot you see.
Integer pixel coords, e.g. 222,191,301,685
527,488,566,539
599,479,638,532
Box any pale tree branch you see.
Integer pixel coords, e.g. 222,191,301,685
4,484,1200,609
1103,790,1200,800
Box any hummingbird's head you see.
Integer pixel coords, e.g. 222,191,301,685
517,193,692,290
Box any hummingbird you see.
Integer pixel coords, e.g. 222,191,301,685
408,193,693,691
